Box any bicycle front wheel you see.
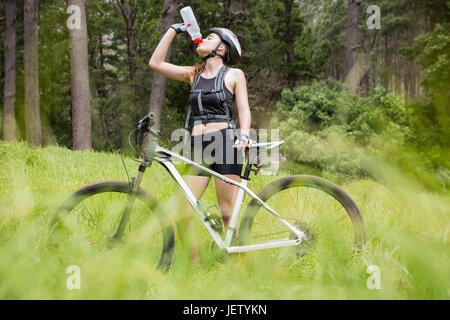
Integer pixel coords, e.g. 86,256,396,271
239,175,366,257
49,181,175,269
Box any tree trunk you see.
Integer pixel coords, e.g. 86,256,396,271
283,0,296,88
344,0,361,93
68,0,92,150
24,0,41,146
116,0,136,82
383,35,391,91
97,35,109,142
2,0,16,142
147,0,177,129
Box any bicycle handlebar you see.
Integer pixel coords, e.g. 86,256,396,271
137,113,160,138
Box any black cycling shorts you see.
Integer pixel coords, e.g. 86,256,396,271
182,128,244,177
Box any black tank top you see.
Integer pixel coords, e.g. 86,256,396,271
189,74,235,120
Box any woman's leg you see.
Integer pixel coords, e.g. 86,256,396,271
214,174,240,228
174,175,210,263
212,128,243,229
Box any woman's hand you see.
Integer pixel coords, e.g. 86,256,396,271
233,134,255,150
170,23,187,35
233,69,253,150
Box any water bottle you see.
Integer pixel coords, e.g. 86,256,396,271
180,6,202,44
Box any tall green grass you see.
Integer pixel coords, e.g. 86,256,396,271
0,141,448,299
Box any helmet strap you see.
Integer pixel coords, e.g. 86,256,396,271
201,41,226,63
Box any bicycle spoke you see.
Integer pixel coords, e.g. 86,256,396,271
253,230,291,239
311,189,319,222
81,205,98,228
302,187,309,222
285,187,298,217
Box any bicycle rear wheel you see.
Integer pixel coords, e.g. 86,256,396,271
49,181,175,269
239,175,366,258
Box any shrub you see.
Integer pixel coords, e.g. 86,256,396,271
271,79,438,185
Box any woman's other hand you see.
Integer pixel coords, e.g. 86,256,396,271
233,134,255,150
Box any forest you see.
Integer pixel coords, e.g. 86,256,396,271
1,0,449,190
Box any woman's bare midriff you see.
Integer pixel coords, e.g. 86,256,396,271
191,121,230,136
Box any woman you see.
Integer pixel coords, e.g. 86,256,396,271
149,23,252,262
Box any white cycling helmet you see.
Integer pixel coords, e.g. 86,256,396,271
202,27,241,65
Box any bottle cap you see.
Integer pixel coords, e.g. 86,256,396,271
193,38,203,44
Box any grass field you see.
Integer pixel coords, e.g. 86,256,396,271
0,141,448,299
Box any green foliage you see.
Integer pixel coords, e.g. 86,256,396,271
86,0,158,149
300,0,347,79
414,23,450,92
38,0,71,146
272,80,447,190
0,141,449,299
411,23,450,149
274,80,410,144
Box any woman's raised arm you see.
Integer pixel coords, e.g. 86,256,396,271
149,28,194,84
234,69,251,137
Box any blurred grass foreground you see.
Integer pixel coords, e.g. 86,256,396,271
0,141,448,299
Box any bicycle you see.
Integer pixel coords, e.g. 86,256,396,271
49,113,366,270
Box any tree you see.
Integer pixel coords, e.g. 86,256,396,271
2,0,16,141
68,0,92,150
344,0,363,93
281,0,302,88
24,0,41,146
148,0,177,129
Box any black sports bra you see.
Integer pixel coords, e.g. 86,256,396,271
189,75,235,120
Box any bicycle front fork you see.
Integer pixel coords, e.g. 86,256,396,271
112,161,150,241
131,161,149,191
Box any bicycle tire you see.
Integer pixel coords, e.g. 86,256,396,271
49,180,175,270
239,175,366,254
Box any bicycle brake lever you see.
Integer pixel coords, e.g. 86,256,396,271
137,115,150,131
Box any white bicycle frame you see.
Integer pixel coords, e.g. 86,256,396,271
145,143,306,254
